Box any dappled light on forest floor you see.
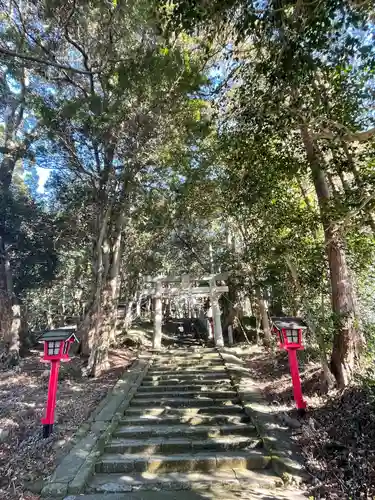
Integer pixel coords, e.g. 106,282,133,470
243,348,375,498
0,348,133,500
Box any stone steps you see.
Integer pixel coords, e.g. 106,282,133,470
83,346,298,496
152,355,223,362
70,488,307,500
105,435,263,454
151,361,224,369
125,404,244,416
141,378,231,387
160,349,218,355
144,372,228,381
138,382,233,391
121,413,250,426
150,367,225,373
150,367,224,372
147,371,228,378
130,397,240,408
88,468,283,493
134,389,238,399
114,422,256,439
96,450,271,474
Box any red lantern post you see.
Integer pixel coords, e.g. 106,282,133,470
38,329,78,438
272,318,307,414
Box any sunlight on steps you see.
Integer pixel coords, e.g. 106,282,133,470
83,335,304,498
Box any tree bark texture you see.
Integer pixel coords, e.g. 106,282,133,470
255,286,271,347
301,124,365,387
0,236,21,365
0,73,27,362
84,207,126,376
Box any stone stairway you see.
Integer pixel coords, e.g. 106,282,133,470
84,345,301,498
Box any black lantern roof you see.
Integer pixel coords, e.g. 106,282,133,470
38,328,78,343
271,317,307,330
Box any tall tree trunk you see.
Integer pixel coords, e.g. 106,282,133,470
255,286,271,347
105,212,125,345
0,71,27,362
301,125,365,387
122,300,134,331
79,203,110,356
6,301,21,365
86,211,125,376
0,269,12,343
269,285,283,316
80,296,99,357
85,287,111,377
136,293,141,318
0,237,21,365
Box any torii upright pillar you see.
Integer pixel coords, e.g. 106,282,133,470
210,279,224,347
153,280,163,350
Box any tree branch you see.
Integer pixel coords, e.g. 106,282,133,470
9,0,89,96
63,0,95,93
0,46,96,75
313,126,375,143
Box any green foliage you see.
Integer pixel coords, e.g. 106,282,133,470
0,188,57,295
2,0,375,385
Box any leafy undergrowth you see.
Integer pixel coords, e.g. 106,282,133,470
0,347,135,500
245,348,375,499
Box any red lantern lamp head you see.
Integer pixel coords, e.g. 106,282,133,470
38,329,78,362
271,317,307,350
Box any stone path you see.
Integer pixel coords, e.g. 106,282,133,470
74,345,307,499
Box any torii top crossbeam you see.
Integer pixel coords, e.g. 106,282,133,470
144,271,229,283
142,272,230,297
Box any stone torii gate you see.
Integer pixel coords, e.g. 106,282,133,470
143,273,229,350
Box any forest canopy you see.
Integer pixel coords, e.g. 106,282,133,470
0,0,375,385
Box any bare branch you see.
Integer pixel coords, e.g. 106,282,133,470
0,46,96,75
313,126,375,143
63,0,95,93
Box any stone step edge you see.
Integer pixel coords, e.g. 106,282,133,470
146,373,228,378
133,390,237,398
143,376,229,382
141,379,231,385
96,451,272,473
138,383,233,390
124,405,244,415
218,349,311,486
120,412,249,420
114,423,256,435
131,396,237,402
40,355,153,498
88,468,284,493
151,361,224,365
149,368,225,372
105,436,263,453
129,399,239,409
145,372,230,382
151,363,224,368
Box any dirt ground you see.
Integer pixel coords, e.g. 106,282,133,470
0,347,135,500
244,348,375,500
